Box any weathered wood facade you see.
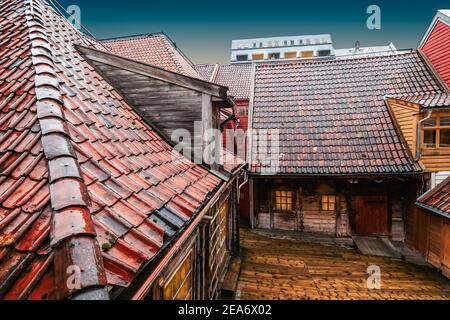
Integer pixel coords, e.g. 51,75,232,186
249,177,419,240
75,45,246,300
141,178,241,300
77,45,233,167
407,207,450,279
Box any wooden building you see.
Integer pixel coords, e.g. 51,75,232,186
0,0,245,300
411,177,450,279
386,11,450,273
195,63,254,220
247,52,447,240
386,93,450,189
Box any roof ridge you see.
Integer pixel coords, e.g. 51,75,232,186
101,32,166,43
256,50,417,68
157,34,201,78
25,0,108,300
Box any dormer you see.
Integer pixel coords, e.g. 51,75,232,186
77,45,236,172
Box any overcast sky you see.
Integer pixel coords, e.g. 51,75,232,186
57,0,448,64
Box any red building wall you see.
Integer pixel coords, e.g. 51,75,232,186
421,20,450,88
221,100,251,221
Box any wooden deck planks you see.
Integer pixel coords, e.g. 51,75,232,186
236,228,450,300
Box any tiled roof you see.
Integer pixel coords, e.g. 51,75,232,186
250,53,445,175
417,176,450,218
390,92,450,108
195,64,216,81
0,0,222,299
102,34,202,79
195,64,253,100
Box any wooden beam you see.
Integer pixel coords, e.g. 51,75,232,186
76,45,229,99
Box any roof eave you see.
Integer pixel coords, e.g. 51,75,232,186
76,45,230,100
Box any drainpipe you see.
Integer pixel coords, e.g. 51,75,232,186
415,110,433,161
220,97,237,130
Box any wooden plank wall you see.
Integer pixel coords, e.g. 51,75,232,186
93,64,204,151
252,179,414,239
406,207,450,279
387,99,420,156
302,195,337,234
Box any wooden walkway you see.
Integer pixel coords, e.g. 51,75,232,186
236,228,450,300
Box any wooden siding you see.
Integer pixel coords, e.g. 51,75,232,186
387,99,420,156
420,154,450,172
388,99,450,172
421,20,450,88
252,179,413,238
148,178,241,300
434,171,450,187
407,207,450,279
95,65,204,144
207,191,231,299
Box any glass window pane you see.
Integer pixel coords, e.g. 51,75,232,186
440,117,450,127
424,130,437,147
440,129,450,147
423,117,437,128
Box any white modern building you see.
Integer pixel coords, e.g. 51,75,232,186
334,42,400,59
230,34,334,63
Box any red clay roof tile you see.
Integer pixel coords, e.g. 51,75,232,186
0,0,224,300
102,34,201,79
417,176,450,218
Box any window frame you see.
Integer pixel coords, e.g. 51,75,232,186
321,195,337,212
422,113,450,152
163,249,194,300
272,189,296,212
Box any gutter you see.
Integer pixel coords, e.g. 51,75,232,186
415,110,433,161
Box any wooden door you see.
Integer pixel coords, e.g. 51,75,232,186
415,209,430,257
353,196,389,236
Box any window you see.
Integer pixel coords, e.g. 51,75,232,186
321,195,337,211
300,50,314,58
238,106,248,116
252,53,265,61
268,52,281,60
284,52,297,59
274,190,294,211
284,40,288,46
164,251,193,300
423,114,450,149
299,39,304,45
291,40,295,45
259,42,263,48
253,42,257,48
318,50,331,57
236,54,248,61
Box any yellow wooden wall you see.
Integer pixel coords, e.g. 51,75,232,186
387,98,419,157
387,99,450,172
